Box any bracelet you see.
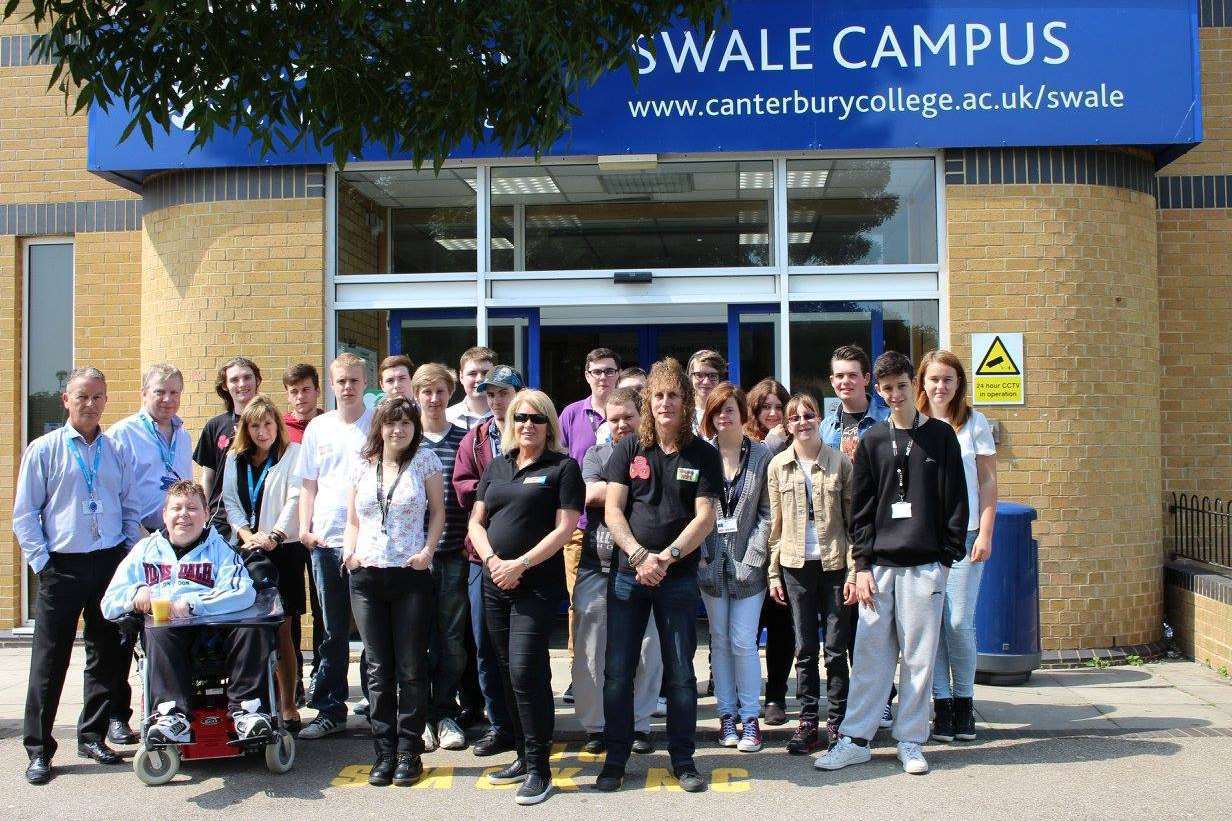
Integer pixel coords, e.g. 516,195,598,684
629,547,648,567
270,530,286,545
483,553,495,566
520,555,532,570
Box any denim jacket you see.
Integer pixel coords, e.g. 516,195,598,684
820,397,890,451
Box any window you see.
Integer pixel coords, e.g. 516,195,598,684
490,160,773,271
24,240,73,623
336,169,478,274
787,158,937,266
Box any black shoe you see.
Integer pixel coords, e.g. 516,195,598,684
562,683,574,704
107,719,138,745
675,768,707,793
786,718,820,755
25,756,51,785
486,757,528,785
393,752,423,786
515,771,553,805
953,697,977,741
631,731,654,755
369,754,396,786
472,729,517,757
295,680,306,709
763,702,787,726
932,698,955,743
77,740,122,765
594,765,624,792
583,732,606,755
457,708,487,731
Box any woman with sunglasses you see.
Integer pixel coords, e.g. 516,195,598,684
766,393,855,756
468,390,584,805
341,397,445,786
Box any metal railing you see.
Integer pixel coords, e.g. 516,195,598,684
1169,493,1232,568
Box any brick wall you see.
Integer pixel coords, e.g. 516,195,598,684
76,231,143,422
335,181,388,359
141,196,326,433
948,180,1162,650
1166,562,1232,673
0,236,21,626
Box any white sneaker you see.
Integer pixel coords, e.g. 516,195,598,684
233,710,273,740
653,696,667,717
437,718,466,750
147,702,191,745
422,721,439,752
897,742,929,774
813,736,872,770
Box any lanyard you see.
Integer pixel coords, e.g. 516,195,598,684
888,411,920,502
141,413,179,476
67,435,102,498
720,438,750,518
376,459,409,533
245,455,274,528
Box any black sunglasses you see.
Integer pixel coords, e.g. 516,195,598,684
513,412,549,425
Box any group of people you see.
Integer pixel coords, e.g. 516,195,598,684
15,340,997,804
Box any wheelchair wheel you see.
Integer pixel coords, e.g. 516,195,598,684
265,729,295,774
134,744,180,786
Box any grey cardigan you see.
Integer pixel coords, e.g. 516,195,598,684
698,437,772,600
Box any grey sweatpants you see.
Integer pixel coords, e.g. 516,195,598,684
840,563,949,745
571,567,662,733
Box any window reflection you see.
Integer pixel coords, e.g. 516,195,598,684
491,161,773,271
787,158,937,266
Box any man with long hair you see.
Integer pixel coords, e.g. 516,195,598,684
597,358,721,794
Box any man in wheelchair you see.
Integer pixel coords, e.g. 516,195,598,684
102,480,272,745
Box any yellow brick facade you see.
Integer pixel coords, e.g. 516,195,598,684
1166,584,1232,674
947,182,1162,650
141,195,326,432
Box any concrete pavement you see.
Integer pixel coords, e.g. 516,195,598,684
0,644,1229,820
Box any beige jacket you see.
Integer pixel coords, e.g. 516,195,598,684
767,443,854,585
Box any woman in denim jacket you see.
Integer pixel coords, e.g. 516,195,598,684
698,383,772,753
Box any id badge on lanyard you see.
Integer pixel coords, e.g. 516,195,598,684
888,412,919,520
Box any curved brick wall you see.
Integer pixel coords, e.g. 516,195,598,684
947,175,1161,650
141,185,326,432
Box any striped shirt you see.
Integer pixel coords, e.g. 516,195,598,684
421,424,468,552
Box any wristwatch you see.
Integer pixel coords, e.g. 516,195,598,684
669,546,682,561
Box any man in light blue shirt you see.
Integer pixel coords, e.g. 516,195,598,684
105,362,193,745
13,367,142,784
109,364,194,532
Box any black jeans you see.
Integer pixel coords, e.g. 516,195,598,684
783,563,853,725
604,569,700,773
349,566,434,755
23,546,128,759
427,550,470,721
759,593,795,704
144,624,272,716
483,578,557,777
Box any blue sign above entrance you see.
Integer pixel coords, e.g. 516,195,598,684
88,0,1201,178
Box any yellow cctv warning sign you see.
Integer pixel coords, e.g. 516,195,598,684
975,336,1020,375
971,333,1024,405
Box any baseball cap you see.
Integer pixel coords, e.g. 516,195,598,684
477,365,525,392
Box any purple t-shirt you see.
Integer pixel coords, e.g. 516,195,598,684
558,397,605,530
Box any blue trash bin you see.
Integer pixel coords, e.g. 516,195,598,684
974,502,1041,685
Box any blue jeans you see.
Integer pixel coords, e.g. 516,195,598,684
310,546,352,720
933,530,985,699
428,551,470,720
603,569,699,772
702,590,765,722
468,561,511,736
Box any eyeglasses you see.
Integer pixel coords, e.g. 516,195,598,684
587,367,618,378
690,371,723,383
786,413,817,423
513,412,549,425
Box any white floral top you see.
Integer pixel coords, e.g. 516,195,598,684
350,448,442,568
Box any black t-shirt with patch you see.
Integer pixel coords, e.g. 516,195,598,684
477,448,584,592
602,434,722,577
193,411,239,536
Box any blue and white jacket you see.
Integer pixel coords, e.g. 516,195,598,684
820,397,890,451
102,527,255,620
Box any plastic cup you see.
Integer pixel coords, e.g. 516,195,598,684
151,597,172,623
